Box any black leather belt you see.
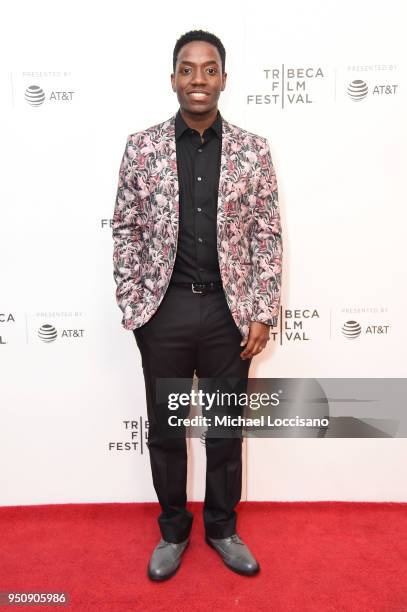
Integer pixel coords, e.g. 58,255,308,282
170,281,223,294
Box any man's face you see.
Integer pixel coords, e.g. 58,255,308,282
171,40,227,114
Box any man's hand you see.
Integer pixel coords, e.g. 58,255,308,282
240,321,271,360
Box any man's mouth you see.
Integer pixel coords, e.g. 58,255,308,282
187,92,210,100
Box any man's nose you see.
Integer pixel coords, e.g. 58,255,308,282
190,69,207,84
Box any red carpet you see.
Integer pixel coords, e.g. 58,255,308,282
1,501,407,611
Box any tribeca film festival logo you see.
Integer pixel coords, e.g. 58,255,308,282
34,311,85,343
271,307,320,345
247,66,326,108
340,306,390,340
0,312,15,345
108,418,149,454
246,63,398,108
100,219,113,230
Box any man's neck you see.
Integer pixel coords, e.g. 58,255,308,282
179,107,219,138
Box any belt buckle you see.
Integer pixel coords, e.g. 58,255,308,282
192,282,205,294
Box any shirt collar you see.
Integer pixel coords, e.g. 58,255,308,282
175,108,222,141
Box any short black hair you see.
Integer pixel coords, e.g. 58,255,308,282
173,30,226,74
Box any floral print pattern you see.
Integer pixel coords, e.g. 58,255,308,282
112,113,282,341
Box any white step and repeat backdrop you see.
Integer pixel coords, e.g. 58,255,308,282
1,0,406,505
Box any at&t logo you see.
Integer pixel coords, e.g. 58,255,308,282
341,320,389,339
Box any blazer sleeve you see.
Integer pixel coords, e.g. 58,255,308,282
250,138,283,327
112,135,144,322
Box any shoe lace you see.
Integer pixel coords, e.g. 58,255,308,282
230,534,243,544
157,538,188,550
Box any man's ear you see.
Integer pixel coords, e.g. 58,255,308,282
170,73,176,92
221,72,227,91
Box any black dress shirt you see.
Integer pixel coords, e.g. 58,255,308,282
170,108,222,284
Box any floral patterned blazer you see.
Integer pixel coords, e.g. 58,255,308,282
112,112,282,342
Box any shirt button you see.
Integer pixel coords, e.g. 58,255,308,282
198,237,203,243
197,176,202,181
197,207,202,212
198,148,203,153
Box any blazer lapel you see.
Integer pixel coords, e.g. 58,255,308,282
217,117,233,236
158,115,179,239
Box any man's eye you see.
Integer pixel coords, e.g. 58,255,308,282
180,67,217,74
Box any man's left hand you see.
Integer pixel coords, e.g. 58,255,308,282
240,321,270,360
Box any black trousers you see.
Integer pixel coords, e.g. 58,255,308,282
133,283,252,543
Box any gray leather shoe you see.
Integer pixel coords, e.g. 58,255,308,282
205,533,260,576
147,537,189,581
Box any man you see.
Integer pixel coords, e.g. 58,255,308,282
112,30,282,581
